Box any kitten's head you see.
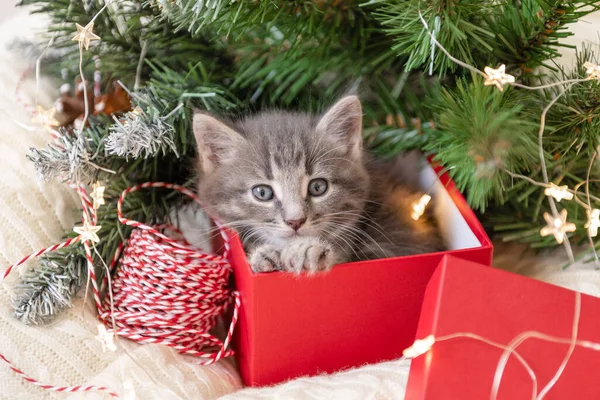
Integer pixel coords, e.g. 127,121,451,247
193,96,369,248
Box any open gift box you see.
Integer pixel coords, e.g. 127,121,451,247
223,158,493,386
406,255,600,399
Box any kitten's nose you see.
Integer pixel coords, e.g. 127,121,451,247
285,218,307,231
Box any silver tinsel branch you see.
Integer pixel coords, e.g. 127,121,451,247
105,106,179,159
13,251,87,325
27,132,95,182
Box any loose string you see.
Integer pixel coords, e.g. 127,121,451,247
407,290,588,400
489,291,581,400
75,2,109,134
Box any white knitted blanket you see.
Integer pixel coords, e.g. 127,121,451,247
1,7,600,400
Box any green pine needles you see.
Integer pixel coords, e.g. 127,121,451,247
14,0,600,322
14,250,87,325
426,77,541,212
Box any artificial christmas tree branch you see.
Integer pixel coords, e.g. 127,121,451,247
11,0,600,324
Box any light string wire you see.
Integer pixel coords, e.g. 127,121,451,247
35,32,58,108
407,9,599,399
535,82,578,263
490,290,581,400
405,290,588,400
580,153,600,266
417,10,600,263
76,2,109,135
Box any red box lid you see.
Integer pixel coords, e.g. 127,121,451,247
407,255,600,399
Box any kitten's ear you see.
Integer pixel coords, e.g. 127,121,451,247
316,96,363,159
193,113,244,174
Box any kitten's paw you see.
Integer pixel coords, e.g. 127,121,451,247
249,245,282,273
280,237,335,274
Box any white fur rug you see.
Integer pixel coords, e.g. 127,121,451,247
1,6,600,400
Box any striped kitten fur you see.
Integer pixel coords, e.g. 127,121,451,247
193,96,444,273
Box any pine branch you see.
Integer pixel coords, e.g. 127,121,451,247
14,250,87,325
373,0,497,74
426,76,541,211
106,106,178,159
485,1,600,75
27,131,97,182
545,46,600,153
365,121,436,157
21,0,234,87
373,1,600,77
158,0,369,42
14,0,600,305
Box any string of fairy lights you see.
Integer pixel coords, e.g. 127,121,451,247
26,2,132,397
418,11,600,266
395,10,600,400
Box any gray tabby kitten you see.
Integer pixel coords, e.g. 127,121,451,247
193,96,444,273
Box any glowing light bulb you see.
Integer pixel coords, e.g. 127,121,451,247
72,22,100,50
483,64,515,91
584,61,600,80
73,218,102,244
91,182,106,209
130,106,143,117
403,335,435,359
544,183,573,202
586,209,600,238
95,324,117,352
31,106,59,132
540,209,576,244
412,194,432,221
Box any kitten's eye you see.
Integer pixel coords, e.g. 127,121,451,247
252,185,274,201
308,178,328,197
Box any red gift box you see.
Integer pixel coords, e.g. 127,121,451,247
406,255,600,399
225,160,493,386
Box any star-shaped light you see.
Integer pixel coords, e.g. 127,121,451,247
403,335,435,359
31,105,59,132
73,218,101,243
540,209,576,244
544,183,573,202
411,194,432,221
72,22,100,50
483,64,515,91
584,61,600,80
122,106,143,126
130,106,144,117
91,182,106,209
152,0,173,9
586,209,600,238
95,324,117,352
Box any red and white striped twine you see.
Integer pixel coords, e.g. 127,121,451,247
100,181,239,365
0,354,118,398
15,67,35,114
1,181,240,396
1,236,82,281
